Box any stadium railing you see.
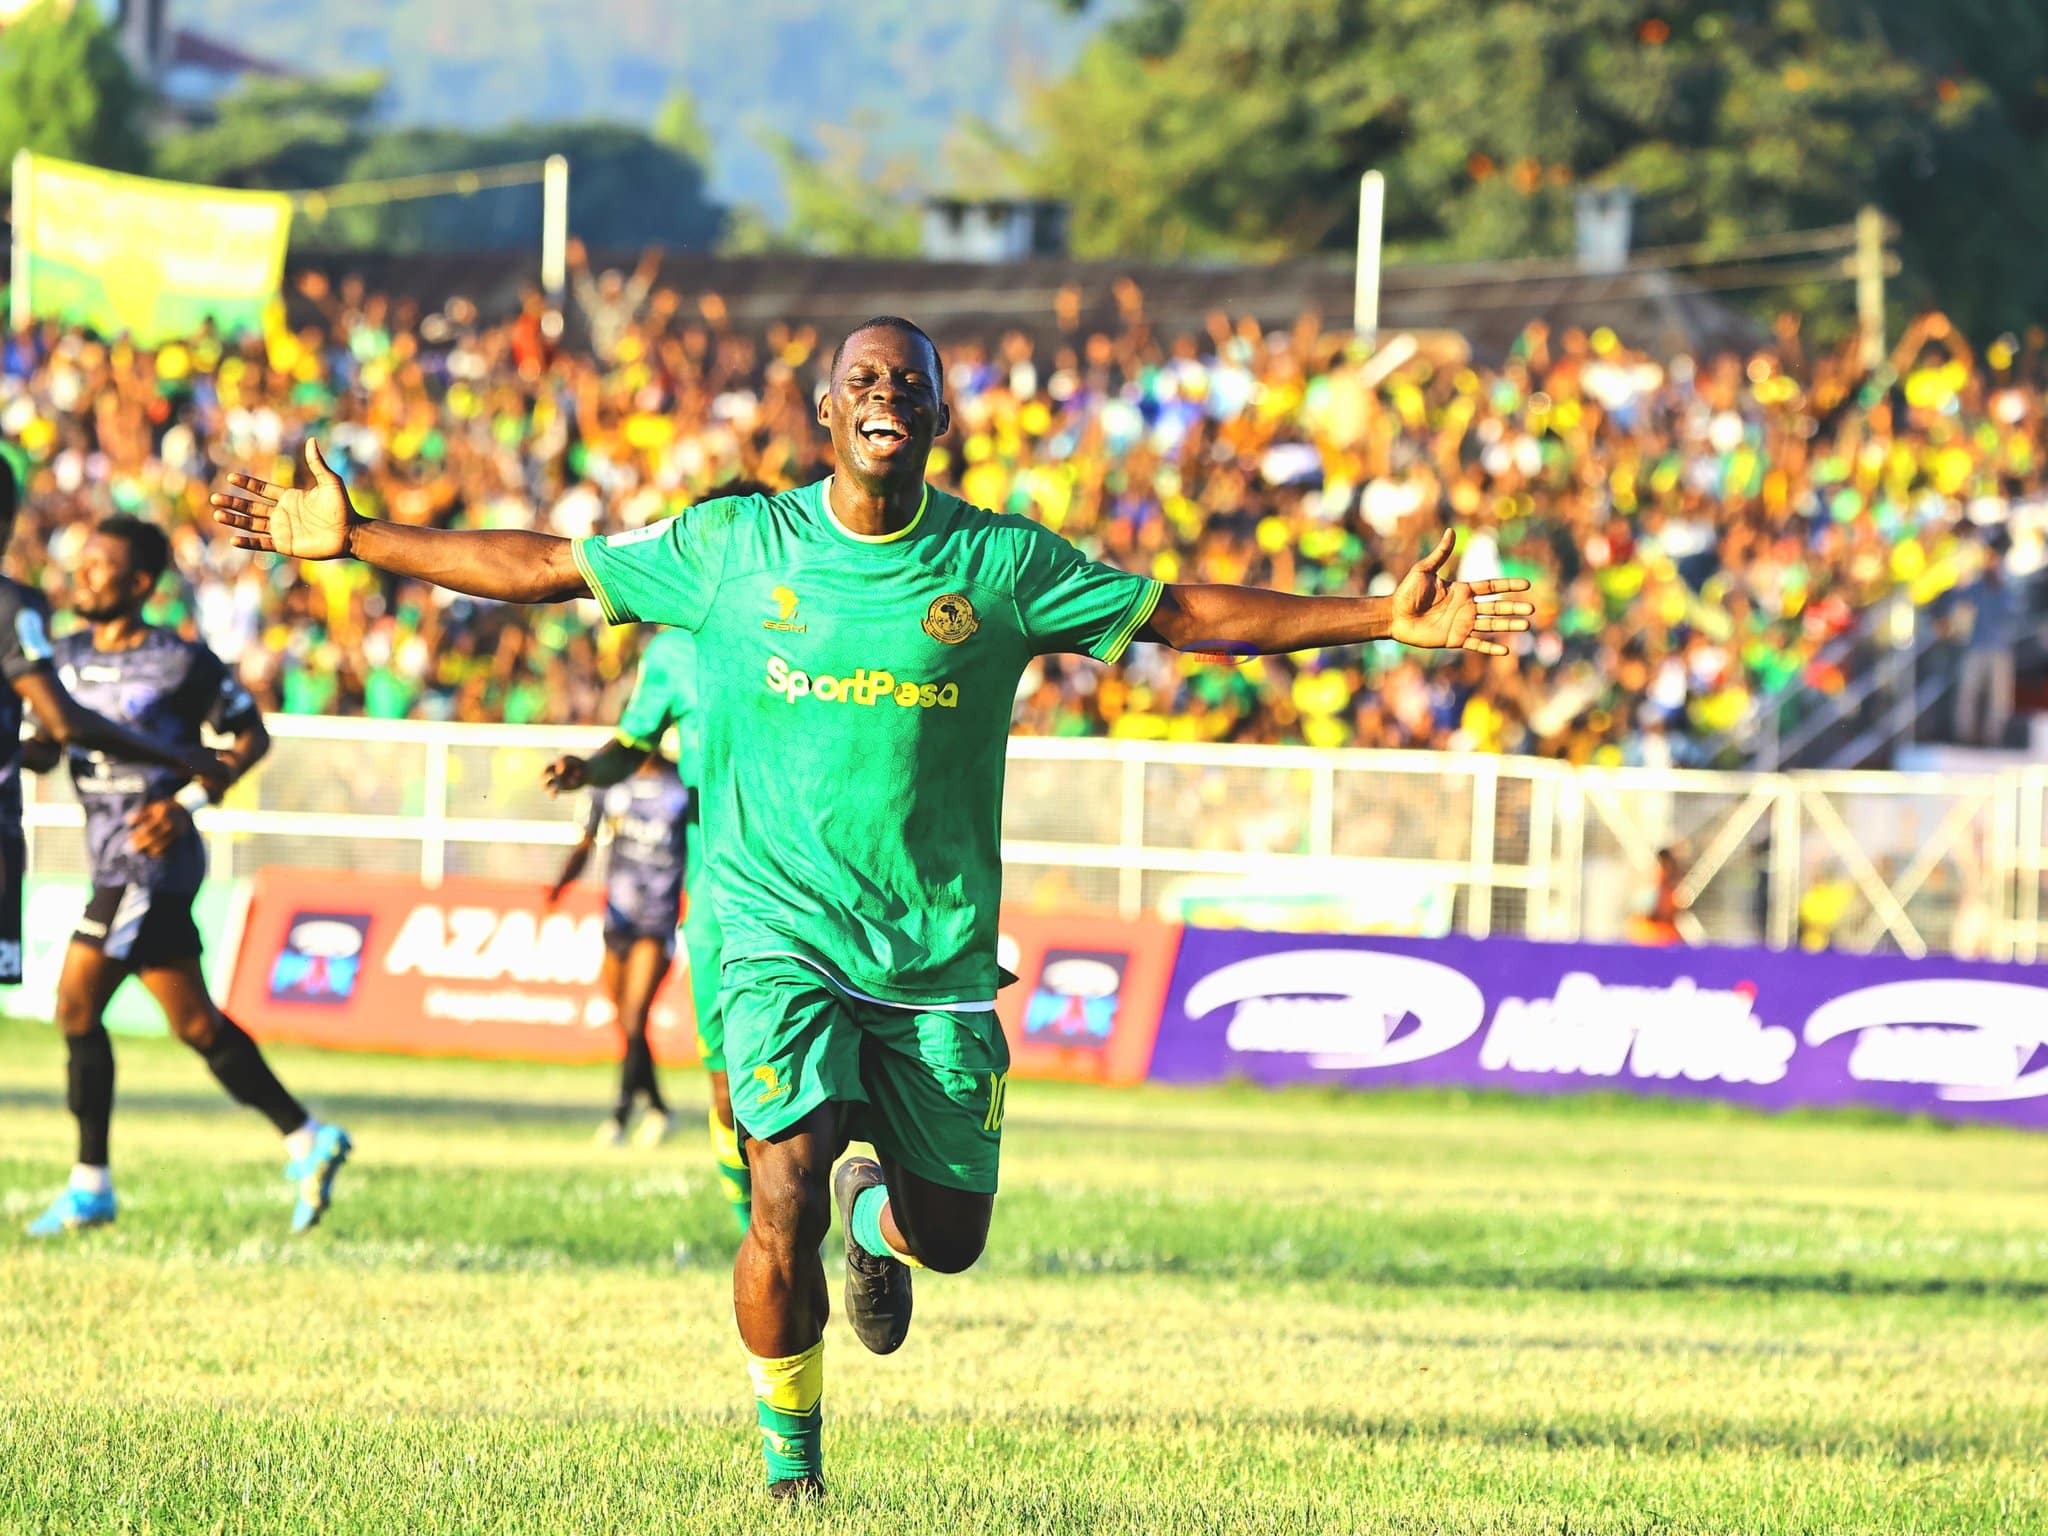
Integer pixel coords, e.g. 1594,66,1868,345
21,716,2048,963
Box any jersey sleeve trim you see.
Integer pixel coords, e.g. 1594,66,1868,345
1093,579,1163,665
571,537,628,626
614,726,660,754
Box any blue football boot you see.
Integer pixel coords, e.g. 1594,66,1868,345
287,1124,352,1234
27,1184,117,1237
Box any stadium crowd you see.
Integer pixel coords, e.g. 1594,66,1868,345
1,271,2041,765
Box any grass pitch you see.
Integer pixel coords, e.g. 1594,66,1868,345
1,1018,2044,1535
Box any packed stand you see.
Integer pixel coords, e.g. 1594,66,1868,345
1,270,2040,763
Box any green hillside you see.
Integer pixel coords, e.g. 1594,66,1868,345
174,0,1105,207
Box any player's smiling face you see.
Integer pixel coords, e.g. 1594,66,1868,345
820,325,949,485
73,532,146,622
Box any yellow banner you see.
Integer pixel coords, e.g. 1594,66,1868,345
12,152,291,345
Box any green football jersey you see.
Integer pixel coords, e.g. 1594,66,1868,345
614,627,701,784
573,478,1160,1005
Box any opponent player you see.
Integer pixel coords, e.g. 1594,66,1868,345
0,468,230,1008
25,517,351,1237
544,621,752,1229
546,749,690,1149
212,317,1533,1497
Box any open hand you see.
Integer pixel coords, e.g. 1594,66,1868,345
211,439,358,560
543,755,589,796
1390,530,1535,657
127,799,194,860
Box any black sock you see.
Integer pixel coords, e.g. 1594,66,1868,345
199,1017,307,1135
621,1032,665,1115
66,1026,115,1166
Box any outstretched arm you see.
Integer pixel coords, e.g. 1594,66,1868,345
212,441,589,605
13,670,227,788
1140,531,1532,658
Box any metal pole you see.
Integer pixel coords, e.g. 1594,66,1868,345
1353,170,1384,342
10,150,33,332
1855,204,1885,372
540,154,570,305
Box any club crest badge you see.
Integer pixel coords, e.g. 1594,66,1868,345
922,593,979,645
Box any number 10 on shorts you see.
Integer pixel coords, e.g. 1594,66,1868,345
982,1072,1008,1132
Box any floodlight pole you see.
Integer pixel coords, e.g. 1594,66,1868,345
1855,204,1885,372
1353,169,1384,344
540,154,570,306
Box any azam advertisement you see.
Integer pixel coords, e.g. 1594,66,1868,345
1151,931,2048,1131
231,870,1184,1080
229,871,700,1063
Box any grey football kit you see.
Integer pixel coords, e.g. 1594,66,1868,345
56,628,258,965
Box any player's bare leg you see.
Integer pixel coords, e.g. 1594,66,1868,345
136,958,349,1232
594,949,628,1143
835,1152,992,1354
616,938,671,1147
734,1104,840,1497
706,1067,750,1228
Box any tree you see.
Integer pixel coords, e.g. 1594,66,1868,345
725,119,920,257
326,120,724,253
154,79,724,254
653,89,714,167
153,74,385,193
0,0,147,189
1031,0,2023,328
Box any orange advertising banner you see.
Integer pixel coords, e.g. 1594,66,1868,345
993,907,1182,1086
230,868,1182,1080
228,869,699,1064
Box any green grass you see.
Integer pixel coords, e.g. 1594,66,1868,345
2,1018,2046,1534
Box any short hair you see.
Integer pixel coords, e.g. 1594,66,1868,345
829,315,944,397
97,516,171,584
0,458,16,531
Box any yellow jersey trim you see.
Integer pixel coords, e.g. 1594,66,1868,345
571,537,626,626
816,476,929,545
1098,579,1163,665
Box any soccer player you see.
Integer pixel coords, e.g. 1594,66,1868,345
24,517,352,1237
212,316,1533,1498
545,749,691,1149
0,471,232,1054
543,621,753,1229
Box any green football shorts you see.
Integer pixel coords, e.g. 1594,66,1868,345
683,892,725,1073
720,955,1011,1194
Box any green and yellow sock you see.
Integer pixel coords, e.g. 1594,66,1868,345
709,1108,751,1231
849,1184,925,1268
746,1340,823,1486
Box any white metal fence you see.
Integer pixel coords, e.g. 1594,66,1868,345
22,717,2048,962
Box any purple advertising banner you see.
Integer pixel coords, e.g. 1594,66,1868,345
1152,931,2048,1130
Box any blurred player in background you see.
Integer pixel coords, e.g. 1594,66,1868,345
545,748,690,1149
213,319,1532,1499
24,517,351,1237
542,481,769,1229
